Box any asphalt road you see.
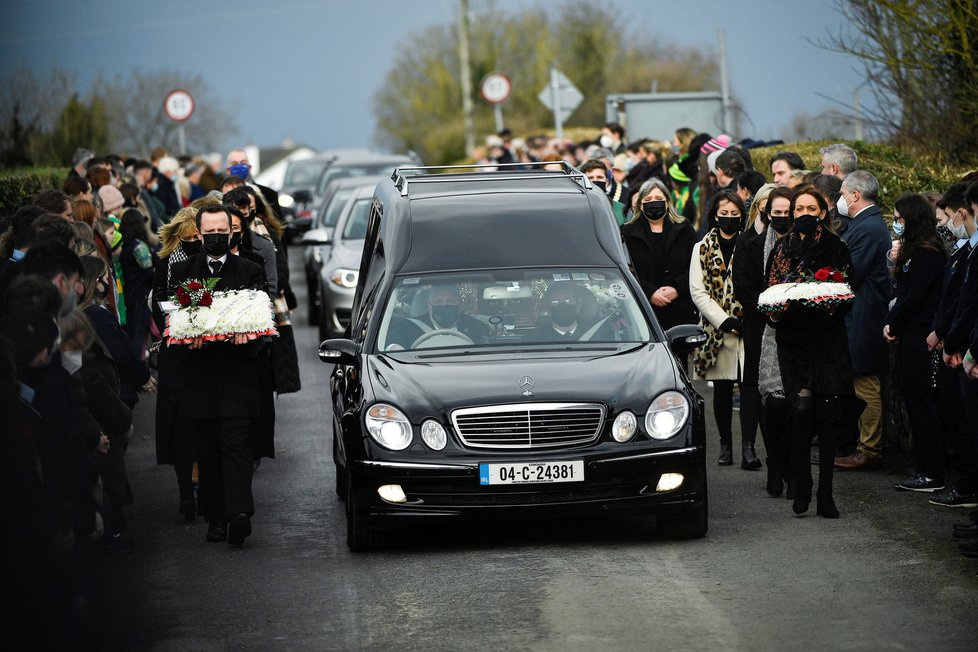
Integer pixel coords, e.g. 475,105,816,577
91,247,978,651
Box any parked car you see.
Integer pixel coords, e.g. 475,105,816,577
306,183,374,341
301,175,386,326
319,163,709,551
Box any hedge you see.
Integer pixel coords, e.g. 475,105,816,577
0,167,70,217
749,140,974,209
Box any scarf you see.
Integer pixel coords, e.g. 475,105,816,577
757,227,784,396
767,223,826,286
166,247,188,286
692,229,743,377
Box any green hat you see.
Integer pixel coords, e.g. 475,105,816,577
668,162,690,183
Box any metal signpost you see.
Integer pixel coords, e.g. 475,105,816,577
480,72,512,133
538,68,583,142
163,89,195,155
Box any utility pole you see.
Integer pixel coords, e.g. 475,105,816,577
853,87,864,141
458,0,475,157
718,28,733,136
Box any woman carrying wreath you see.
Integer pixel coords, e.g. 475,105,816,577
764,184,854,518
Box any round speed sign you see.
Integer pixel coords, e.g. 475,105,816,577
480,73,512,105
164,89,195,122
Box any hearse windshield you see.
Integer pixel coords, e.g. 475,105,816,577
375,268,652,352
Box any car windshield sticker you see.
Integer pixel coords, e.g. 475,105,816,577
403,277,420,285
552,273,570,281
572,273,589,281
507,282,521,292
590,273,605,281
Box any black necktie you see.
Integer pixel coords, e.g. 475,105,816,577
210,260,223,275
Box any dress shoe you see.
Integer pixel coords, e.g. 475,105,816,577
958,541,978,558
952,522,978,538
717,444,733,466
929,488,978,508
766,476,784,498
206,521,227,543
793,483,812,515
894,473,945,493
741,443,762,470
834,451,879,470
227,513,251,546
816,491,839,519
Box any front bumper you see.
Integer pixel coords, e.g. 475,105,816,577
349,446,706,526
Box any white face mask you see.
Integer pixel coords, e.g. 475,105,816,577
61,350,83,375
948,216,968,240
599,134,614,149
836,193,850,217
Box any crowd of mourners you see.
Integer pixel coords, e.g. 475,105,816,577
0,146,301,643
3,124,978,641
482,124,978,547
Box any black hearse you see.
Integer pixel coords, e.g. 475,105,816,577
320,163,708,550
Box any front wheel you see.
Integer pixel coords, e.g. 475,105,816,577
346,474,390,552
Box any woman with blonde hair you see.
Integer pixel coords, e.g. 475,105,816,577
622,177,699,338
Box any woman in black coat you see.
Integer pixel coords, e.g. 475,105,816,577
765,185,853,518
622,177,699,338
883,194,948,492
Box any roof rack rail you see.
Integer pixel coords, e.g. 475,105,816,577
391,161,592,196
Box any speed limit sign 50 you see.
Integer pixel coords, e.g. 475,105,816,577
164,89,195,122
480,73,512,105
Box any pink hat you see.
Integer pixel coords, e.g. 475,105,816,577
700,134,731,155
98,185,125,213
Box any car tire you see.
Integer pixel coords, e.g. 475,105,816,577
333,430,347,501
346,473,388,552
658,501,708,539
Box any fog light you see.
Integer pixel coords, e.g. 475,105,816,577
612,411,637,442
656,473,684,492
377,484,407,503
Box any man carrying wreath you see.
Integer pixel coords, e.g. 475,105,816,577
169,204,266,546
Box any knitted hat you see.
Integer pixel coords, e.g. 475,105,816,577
700,134,731,155
98,185,125,212
707,149,725,174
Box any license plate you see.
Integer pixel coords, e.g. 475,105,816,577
479,460,584,485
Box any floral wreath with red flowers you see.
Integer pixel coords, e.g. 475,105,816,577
758,265,854,314
174,278,219,309
812,266,847,283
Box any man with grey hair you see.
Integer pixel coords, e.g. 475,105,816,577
834,170,891,470
820,144,858,180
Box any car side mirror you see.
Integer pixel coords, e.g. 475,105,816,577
665,324,708,353
301,227,332,246
319,338,359,365
292,189,313,204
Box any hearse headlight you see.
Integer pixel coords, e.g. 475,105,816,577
612,411,637,442
365,403,413,450
421,419,447,450
644,391,689,440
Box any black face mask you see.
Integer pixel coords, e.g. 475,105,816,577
717,217,742,235
794,214,819,234
550,303,578,327
202,232,230,257
229,232,242,251
180,239,203,256
642,201,667,221
770,217,792,235
591,180,607,193
431,305,460,328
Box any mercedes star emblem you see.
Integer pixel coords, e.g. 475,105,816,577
519,375,535,396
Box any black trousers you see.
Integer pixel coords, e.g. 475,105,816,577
713,380,756,446
194,417,256,521
898,332,944,480
788,393,842,497
957,371,978,495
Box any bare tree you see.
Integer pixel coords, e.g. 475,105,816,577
817,0,978,162
95,69,237,158
0,65,76,166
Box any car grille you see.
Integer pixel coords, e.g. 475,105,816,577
451,403,605,450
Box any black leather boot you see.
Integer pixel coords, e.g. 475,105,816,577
789,395,814,515
718,443,733,465
816,396,840,518
741,441,762,470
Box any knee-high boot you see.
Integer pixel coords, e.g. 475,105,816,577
788,395,814,514
816,396,841,518
763,394,788,497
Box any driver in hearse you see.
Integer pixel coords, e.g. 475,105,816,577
386,284,489,349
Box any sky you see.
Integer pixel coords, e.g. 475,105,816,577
0,0,868,156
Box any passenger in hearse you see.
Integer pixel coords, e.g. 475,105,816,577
386,283,490,349
531,282,615,342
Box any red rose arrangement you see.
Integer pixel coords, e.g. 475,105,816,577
813,266,846,282
175,278,218,309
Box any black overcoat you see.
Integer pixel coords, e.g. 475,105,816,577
622,217,698,330
731,227,767,387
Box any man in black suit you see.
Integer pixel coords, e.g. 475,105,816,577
531,282,615,343
169,205,266,546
